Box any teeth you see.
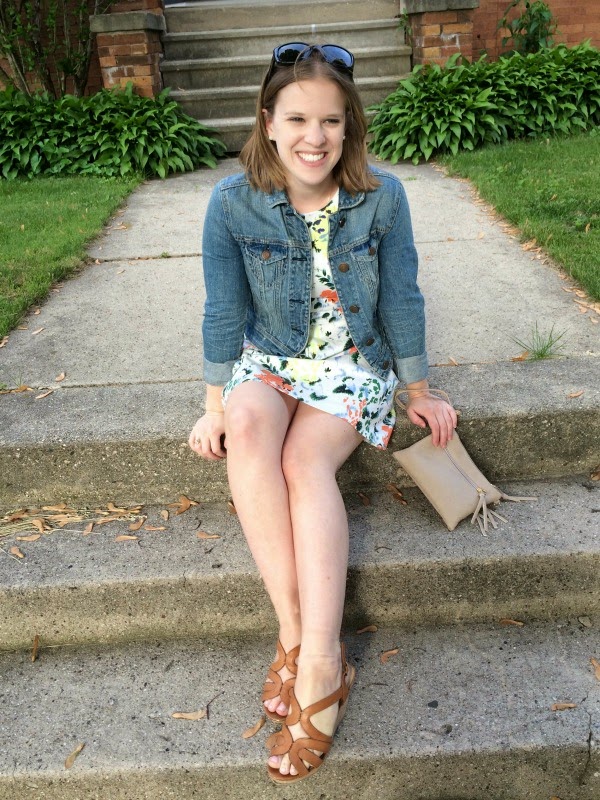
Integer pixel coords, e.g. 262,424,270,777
298,153,325,163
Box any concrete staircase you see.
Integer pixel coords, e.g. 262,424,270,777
160,0,410,151
1,159,599,798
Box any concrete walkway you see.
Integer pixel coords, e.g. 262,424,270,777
0,157,598,507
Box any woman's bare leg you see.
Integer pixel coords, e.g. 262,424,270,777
224,382,300,717
269,403,363,775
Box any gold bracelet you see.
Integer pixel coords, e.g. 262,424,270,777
205,409,224,415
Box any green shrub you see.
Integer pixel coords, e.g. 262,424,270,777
0,83,226,179
368,43,600,165
498,0,557,54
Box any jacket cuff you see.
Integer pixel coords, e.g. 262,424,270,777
394,353,429,385
203,357,237,386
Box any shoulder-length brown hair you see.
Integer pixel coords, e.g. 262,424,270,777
239,51,379,195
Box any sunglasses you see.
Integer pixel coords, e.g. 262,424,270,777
265,42,355,84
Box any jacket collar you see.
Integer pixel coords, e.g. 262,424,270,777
266,185,365,210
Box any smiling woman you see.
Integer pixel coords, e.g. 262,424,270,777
187,42,457,784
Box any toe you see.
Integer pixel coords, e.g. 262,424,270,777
276,701,288,717
279,755,291,775
268,755,281,768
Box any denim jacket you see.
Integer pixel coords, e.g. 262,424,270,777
202,167,428,386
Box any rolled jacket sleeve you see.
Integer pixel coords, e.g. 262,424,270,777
201,183,250,385
376,179,428,385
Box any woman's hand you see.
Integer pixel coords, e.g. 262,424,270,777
406,393,458,448
188,412,227,460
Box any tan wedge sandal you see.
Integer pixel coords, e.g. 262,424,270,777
266,642,356,783
261,640,300,723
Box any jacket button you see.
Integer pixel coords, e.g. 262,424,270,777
339,218,346,227
368,246,376,256
349,304,359,313
383,360,390,369
365,337,375,346
261,249,271,260
338,263,349,273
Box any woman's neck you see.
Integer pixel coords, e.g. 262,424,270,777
286,180,339,215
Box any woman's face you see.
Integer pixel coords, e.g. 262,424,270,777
264,77,346,205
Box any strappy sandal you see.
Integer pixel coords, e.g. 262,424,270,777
266,642,356,783
261,640,300,723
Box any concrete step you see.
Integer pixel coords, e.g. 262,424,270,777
165,0,402,33
162,19,404,60
1,477,598,650
160,46,412,90
168,75,404,121
1,357,598,510
1,621,598,799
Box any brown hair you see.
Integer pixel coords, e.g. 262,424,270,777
239,51,379,195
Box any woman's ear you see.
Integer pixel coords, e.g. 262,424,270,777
262,109,273,140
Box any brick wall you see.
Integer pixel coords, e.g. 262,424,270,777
96,29,163,96
473,0,600,60
411,9,475,66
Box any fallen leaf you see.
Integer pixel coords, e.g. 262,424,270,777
551,702,576,711
0,336,9,347
357,491,371,506
168,494,199,515
144,525,166,531
499,618,525,627
578,616,592,627
579,305,588,314
449,357,459,366
172,709,207,721
18,325,28,330
128,517,146,531
160,509,169,521
591,657,600,681
16,534,41,542
83,522,94,535
114,534,138,542
227,500,237,515
55,372,66,382
386,484,408,505
34,308,40,315
31,327,44,336
35,389,54,400
380,647,399,664
31,518,49,533
107,502,129,514
477,231,485,239
590,467,600,481
9,545,25,558
357,624,378,634
42,504,68,511
511,351,529,362
522,239,537,251
116,269,125,274
32,634,40,662
196,530,220,539
568,390,584,399
65,743,85,769
242,715,266,739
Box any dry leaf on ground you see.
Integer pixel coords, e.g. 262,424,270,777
168,495,199,515
590,467,600,481
591,657,600,681
128,517,146,531
499,618,525,627
448,357,459,366
17,534,41,542
144,525,166,531
511,351,529,362
357,492,371,506
10,546,25,558
65,743,85,769
227,500,237,515
386,484,407,505
55,372,66,382
242,716,266,739
357,624,378,634
114,534,138,542
160,509,169,521
31,327,44,336
551,702,576,711
197,530,220,540
0,336,8,348
83,522,94,535
172,709,207,721
32,634,40,662
578,616,592,628
380,647,399,664
35,389,54,400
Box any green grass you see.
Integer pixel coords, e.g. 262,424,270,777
0,175,141,337
441,130,600,301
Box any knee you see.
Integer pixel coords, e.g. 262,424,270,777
281,442,327,488
225,404,270,450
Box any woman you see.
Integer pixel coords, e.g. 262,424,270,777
189,42,457,783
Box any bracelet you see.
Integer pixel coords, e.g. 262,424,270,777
205,409,224,416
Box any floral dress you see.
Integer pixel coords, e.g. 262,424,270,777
222,193,398,449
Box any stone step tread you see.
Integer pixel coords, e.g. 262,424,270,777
1,622,598,799
166,0,395,10
161,45,410,69
162,18,400,41
1,477,598,649
168,74,404,98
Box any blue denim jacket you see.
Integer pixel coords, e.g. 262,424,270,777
202,167,428,386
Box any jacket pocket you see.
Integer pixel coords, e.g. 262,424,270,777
350,237,380,299
242,242,287,291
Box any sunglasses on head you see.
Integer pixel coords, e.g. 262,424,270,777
265,42,355,84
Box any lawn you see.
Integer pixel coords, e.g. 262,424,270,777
441,130,600,301
0,176,140,338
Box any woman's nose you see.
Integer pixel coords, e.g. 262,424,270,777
304,122,326,146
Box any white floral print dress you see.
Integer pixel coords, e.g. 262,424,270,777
222,193,398,449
